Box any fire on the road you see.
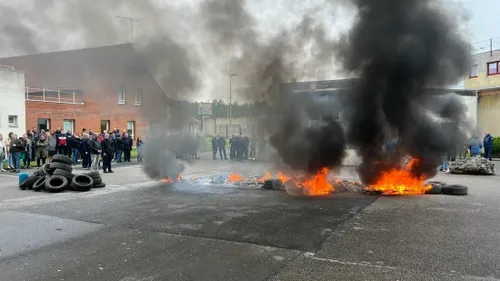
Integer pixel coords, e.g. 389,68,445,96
161,174,182,183
366,159,431,195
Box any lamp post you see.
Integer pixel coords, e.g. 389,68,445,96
229,74,237,127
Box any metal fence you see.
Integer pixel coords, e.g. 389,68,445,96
25,87,84,104
471,37,500,56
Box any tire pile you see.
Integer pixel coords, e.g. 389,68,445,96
19,155,106,193
425,181,468,196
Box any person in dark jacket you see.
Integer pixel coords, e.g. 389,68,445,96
229,135,236,160
80,134,90,169
122,133,133,162
101,133,113,173
484,132,494,161
68,133,81,165
89,134,102,172
218,135,227,160
114,131,124,163
9,134,25,173
65,130,73,157
211,136,218,160
242,135,249,159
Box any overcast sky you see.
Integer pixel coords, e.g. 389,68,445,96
459,0,499,41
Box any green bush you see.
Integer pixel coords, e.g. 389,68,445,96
492,137,500,156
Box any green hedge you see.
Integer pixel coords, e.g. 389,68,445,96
493,137,500,156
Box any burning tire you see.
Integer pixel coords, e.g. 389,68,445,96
33,176,48,192
425,183,443,195
261,179,283,190
53,169,74,181
52,154,73,165
49,162,73,173
42,163,54,176
19,175,40,190
93,183,106,188
70,174,94,192
442,184,468,196
44,175,69,193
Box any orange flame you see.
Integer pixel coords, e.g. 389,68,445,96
295,168,333,196
367,159,431,195
161,174,182,183
258,172,272,182
228,173,247,183
277,172,291,183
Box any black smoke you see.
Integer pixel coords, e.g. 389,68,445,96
336,0,472,184
200,0,346,174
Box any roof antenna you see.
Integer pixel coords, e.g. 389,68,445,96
116,16,140,44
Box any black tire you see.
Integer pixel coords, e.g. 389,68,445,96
33,169,44,177
52,154,72,165
42,163,54,176
49,162,73,173
44,175,68,193
93,177,102,185
425,183,443,194
442,184,468,196
71,174,94,192
19,175,40,190
93,183,106,188
33,176,49,192
85,171,101,179
53,169,74,181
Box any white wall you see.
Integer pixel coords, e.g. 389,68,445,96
0,68,26,138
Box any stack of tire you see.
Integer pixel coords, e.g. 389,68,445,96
19,155,106,193
425,181,468,196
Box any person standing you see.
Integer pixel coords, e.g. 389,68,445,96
242,135,250,160
136,136,144,162
47,130,57,162
211,136,218,160
218,135,227,160
5,132,13,170
249,135,257,160
35,134,49,167
484,132,494,161
0,134,6,172
89,134,101,172
9,134,24,173
229,135,236,160
80,134,90,169
101,133,113,173
68,133,81,165
469,135,482,157
22,134,32,169
122,133,133,162
114,131,124,163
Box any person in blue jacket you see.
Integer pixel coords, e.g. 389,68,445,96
483,132,494,161
469,136,482,157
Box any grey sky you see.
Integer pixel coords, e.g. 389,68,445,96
460,0,499,42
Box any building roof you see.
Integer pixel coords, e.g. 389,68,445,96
0,44,142,92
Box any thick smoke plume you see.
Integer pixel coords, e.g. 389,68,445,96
337,0,472,184
200,0,346,174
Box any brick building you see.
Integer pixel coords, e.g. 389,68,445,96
0,44,172,141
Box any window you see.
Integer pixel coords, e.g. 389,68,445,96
101,120,110,133
37,118,50,132
135,88,143,106
118,85,126,104
8,115,18,127
127,121,135,138
470,64,478,78
63,119,74,133
487,62,500,75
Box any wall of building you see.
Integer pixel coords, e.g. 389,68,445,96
465,50,500,89
0,68,26,137
477,91,500,136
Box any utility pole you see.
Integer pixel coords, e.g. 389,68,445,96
116,15,140,43
229,74,237,127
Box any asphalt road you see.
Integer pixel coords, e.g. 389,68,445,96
0,158,499,281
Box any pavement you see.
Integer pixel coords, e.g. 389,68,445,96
0,155,499,281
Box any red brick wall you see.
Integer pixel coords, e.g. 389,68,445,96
25,75,168,142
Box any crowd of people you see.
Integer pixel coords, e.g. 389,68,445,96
0,127,145,173
211,134,257,161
